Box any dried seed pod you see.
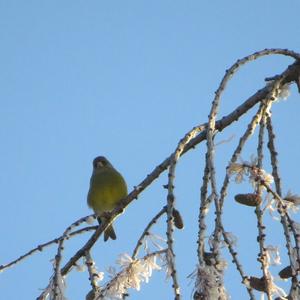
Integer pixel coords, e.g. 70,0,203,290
172,208,184,229
248,276,266,292
279,265,293,279
234,193,262,207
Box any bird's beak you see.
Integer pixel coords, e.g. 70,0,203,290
96,161,104,168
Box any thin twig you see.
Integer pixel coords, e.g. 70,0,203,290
212,104,265,298
220,226,256,300
131,206,167,259
266,113,300,295
255,102,272,299
0,222,97,273
166,124,206,299
53,216,97,299
85,251,101,293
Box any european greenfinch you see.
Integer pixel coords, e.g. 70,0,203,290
87,156,128,241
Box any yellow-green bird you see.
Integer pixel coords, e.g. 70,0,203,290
87,156,128,241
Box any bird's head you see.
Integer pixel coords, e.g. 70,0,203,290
92,156,113,170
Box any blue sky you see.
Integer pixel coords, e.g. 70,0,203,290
1,1,300,299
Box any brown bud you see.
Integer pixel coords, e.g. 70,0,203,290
279,265,293,279
173,208,184,229
235,193,262,207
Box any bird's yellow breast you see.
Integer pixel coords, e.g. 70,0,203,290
87,166,127,215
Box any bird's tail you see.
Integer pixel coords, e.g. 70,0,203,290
97,217,117,242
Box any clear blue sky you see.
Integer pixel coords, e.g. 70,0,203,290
1,1,300,299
